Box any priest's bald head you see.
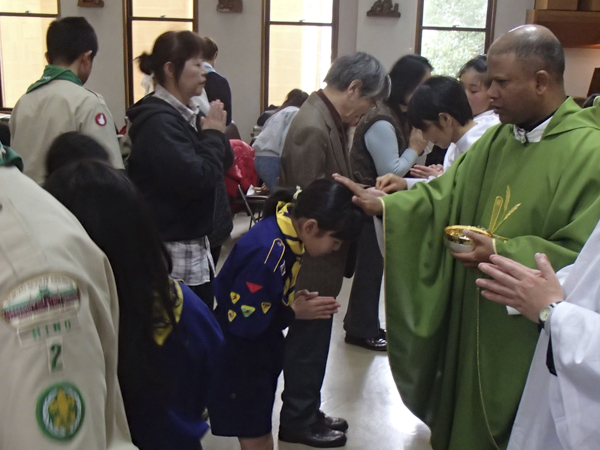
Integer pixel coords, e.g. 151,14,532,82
487,25,566,129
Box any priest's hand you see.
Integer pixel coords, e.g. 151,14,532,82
333,174,384,216
449,230,494,267
476,253,564,323
410,164,443,179
376,173,407,193
292,290,341,320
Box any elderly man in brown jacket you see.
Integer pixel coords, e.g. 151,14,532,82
278,52,388,448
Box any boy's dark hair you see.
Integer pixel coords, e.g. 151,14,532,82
202,36,219,61
387,55,433,115
46,131,110,178
46,17,98,65
44,160,177,419
407,76,473,130
458,55,491,87
263,179,364,242
138,31,204,85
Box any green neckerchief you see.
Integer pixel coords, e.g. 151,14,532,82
26,65,83,94
0,145,23,171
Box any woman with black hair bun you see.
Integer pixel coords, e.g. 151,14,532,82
208,178,363,450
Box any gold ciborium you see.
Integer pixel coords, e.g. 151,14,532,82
444,226,492,253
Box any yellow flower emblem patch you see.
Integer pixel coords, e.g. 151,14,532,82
230,292,241,304
228,310,237,322
261,302,272,314
241,305,256,318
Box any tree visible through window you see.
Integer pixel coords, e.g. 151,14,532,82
0,1,59,109
262,0,339,109
124,0,197,105
416,0,496,77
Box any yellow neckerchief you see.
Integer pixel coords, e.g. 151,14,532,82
276,202,304,305
153,278,184,346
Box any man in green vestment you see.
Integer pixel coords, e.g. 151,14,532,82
334,25,600,449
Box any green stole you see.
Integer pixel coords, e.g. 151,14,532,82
382,98,600,449
26,65,82,94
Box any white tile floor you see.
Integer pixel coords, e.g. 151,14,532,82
203,213,431,449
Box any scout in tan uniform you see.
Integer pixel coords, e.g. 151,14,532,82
0,146,136,449
9,16,123,184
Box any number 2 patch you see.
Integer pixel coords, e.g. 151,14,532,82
47,338,64,373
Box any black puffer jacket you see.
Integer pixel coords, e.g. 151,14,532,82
127,96,230,242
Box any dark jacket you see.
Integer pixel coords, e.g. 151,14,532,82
127,96,229,242
205,71,233,125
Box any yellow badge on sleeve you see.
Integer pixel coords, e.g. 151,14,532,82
241,305,256,318
230,292,241,304
36,382,85,441
261,302,272,314
228,310,237,322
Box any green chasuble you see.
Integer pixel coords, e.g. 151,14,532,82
382,98,600,450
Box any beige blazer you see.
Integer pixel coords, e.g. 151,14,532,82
279,92,351,297
0,166,136,449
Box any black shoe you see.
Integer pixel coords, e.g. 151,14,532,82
318,410,348,432
279,422,347,448
345,333,387,351
379,328,387,339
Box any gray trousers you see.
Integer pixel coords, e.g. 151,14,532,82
343,219,383,338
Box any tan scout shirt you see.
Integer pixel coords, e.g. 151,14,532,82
0,166,136,449
9,79,124,184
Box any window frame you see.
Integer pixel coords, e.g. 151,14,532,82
415,0,497,58
122,0,198,107
0,4,61,111
260,0,340,111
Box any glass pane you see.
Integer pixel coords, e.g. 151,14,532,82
270,0,333,23
268,25,331,106
423,0,487,29
0,17,53,108
131,21,193,103
132,0,193,19
0,0,58,14
421,29,486,77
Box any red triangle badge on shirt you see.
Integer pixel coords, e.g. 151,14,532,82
246,282,263,293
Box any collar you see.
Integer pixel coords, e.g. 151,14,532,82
0,145,23,170
153,84,199,130
26,65,83,94
203,62,216,74
316,89,346,144
513,116,553,144
276,202,305,257
153,278,184,346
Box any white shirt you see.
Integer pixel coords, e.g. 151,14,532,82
508,218,600,449
443,115,500,172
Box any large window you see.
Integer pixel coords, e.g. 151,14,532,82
262,0,339,109
0,1,59,109
124,0,197,105
416,0,496,77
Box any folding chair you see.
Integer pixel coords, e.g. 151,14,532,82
237,185,268,229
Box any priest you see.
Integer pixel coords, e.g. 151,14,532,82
333,25,600,449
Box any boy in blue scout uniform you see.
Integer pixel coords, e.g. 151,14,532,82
209,179,364,450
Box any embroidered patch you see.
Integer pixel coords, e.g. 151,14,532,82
230,292,241,304
95,112,107,126
2,274,80,328
246,282,263,293
228,310,237,322
280,263,286,277
241,305,255,318
36,382,85,441
261,302,271,314
18,314,81,348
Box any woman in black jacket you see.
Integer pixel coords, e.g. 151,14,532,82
127,30,233,309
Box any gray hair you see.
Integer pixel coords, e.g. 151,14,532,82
324,52,389,99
